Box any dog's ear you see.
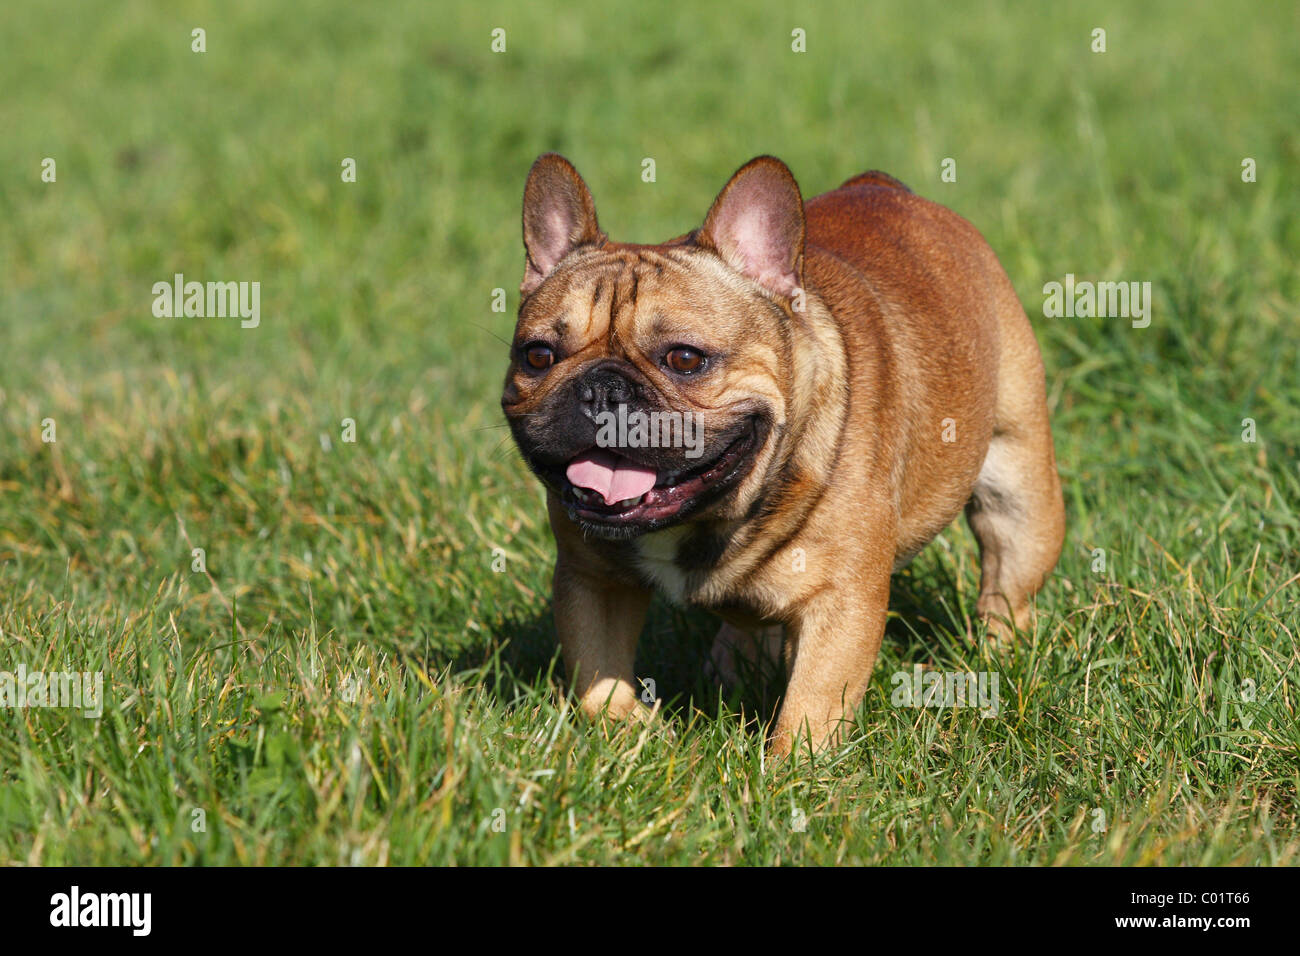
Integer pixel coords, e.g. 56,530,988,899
521,153,603,295
697,156,805,299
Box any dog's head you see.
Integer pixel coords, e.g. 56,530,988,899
502,153,807,539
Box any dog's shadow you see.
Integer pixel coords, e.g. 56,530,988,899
453,546,974,733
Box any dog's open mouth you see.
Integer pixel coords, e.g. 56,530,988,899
557,417,762,530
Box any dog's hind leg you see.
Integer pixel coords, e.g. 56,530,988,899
965,293,1066,641
707,621,784,689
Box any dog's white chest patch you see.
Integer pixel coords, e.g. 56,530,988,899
634,527,690,604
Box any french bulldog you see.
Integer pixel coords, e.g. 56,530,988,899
502,153,1064,755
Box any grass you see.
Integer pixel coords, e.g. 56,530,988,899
0,0,1297,865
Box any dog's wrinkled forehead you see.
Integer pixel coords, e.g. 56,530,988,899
519,245,751,351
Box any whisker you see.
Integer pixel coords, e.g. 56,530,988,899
473,324,513,348
487,435,519,461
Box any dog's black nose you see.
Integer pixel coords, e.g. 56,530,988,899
579,367,636,415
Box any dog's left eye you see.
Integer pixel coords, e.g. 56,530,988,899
523,343,555,370
664,347,706,374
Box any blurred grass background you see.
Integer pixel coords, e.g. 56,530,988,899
0,0,1296,864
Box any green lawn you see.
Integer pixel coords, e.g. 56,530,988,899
0,0,1296,865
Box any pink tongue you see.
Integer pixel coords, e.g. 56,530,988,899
566,450,657,505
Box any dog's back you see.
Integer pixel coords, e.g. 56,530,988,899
802,175,1001,558
805,171,1064,631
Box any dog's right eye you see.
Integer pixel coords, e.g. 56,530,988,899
523,343,555,370
664,346,706,374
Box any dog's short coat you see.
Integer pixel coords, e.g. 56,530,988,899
503,154,1064,755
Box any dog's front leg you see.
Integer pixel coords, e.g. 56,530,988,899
552,560,652,724
770,569,891,757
